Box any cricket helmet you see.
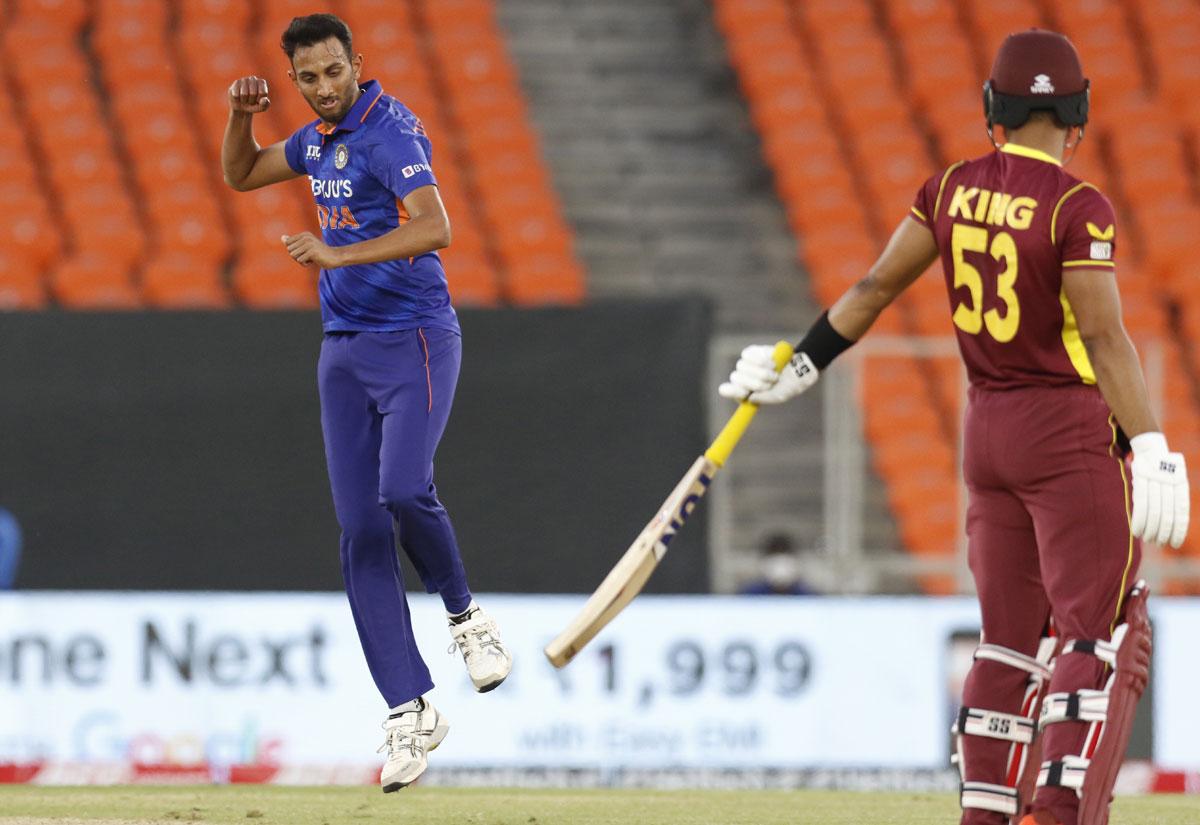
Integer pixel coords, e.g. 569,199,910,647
983,29,1089,130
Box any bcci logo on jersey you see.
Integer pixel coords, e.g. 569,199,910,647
334,144,349,170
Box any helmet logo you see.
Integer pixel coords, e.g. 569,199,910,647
1031,74,1055,94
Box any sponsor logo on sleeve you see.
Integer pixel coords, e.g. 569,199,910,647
1086,223,1114,259
401,163,430,179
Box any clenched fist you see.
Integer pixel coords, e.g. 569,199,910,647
283,232,343,269
228,76,271,114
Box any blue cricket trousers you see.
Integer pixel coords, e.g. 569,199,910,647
318,328,472,707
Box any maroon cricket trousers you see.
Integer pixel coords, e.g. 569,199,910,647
958,383,1140,825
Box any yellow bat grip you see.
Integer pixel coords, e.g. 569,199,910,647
704,340,794,467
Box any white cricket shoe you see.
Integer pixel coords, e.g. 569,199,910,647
448,603,512,692
378,698,449,792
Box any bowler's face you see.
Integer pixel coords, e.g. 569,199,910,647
290,37,362,124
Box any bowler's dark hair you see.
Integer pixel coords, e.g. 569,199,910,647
281,13,353,62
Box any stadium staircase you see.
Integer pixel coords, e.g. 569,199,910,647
495,0,906,588
714,0,1200,592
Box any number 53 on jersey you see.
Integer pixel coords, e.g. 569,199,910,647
950,223,1021,343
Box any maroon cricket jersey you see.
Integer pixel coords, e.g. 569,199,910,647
911,142,1118,390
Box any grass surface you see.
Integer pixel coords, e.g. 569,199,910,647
0,787,1195,825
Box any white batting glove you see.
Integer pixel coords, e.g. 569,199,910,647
1129,432,1190,548
718,345,819,405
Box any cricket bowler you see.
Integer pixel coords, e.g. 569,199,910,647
720,29,1188,825
220,13,511,791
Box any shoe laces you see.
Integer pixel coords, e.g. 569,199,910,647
448,615,504,659
378,716,424,761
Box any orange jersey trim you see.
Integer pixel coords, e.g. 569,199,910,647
418,327,433,414
359,86,385,123
314,86,386,135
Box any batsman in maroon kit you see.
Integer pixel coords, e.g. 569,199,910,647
720,30,1190,825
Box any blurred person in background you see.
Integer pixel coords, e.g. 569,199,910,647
221,13,510,792
719,29,1185,825
0,508,21,590
738,532,816,596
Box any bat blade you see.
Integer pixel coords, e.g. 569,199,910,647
543,340,793,670
543,455,716,668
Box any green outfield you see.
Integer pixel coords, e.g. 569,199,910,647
0,787,1195,825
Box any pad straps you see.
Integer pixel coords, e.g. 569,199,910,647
975,643,1053,681
1037,754,1090,790
961,781,1019,815
1040,689,1109,726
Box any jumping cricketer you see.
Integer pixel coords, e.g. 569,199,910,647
221,13,511,792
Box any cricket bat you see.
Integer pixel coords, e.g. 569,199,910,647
543,340,794,668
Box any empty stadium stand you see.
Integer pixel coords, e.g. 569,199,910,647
2,0,584,310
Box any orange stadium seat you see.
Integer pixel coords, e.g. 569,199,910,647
772,134,859,202
791,0,874,30
887,0,960,37
233,250,318,309
438,248,501,307
748,79,826,136
1118,276,1168,340
812,33,892,105
726,33,805,93
908,279,954,336
0,249,48,309
963,0,1045,63
857,124,931,214
1134,196,1200,297
900,25,979,115
1133,0,1200,112
178,0,254,26
141,252,230,309
492,210,574,262
13,0,89,27
783,167,860,229
419,0,495,28
503,251,586,305
52,253,142,309
927,103,992,165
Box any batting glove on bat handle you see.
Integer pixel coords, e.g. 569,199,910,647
718,346,819,405
1130,431,1190,549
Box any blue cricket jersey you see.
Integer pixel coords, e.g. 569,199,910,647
284,80,460,334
